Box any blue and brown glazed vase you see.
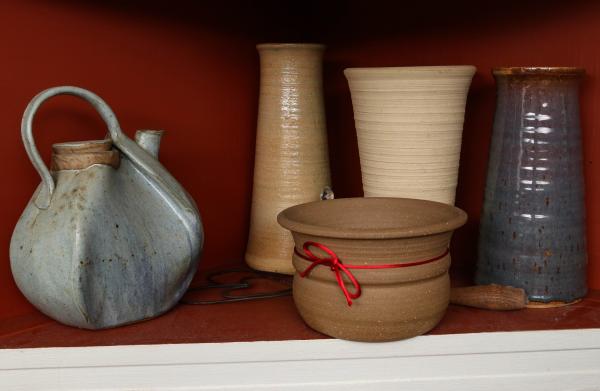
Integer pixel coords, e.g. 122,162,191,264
476,67,587,306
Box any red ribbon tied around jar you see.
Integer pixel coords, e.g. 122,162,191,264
295,241,449,306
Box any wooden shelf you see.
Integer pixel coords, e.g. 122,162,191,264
1,279,598,349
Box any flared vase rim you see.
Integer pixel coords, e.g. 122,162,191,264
256,43,325,50
344,65,477,79
493,67,585,77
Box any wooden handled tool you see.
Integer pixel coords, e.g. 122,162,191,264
450,284,528,310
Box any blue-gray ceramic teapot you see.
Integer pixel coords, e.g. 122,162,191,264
10,86,203,329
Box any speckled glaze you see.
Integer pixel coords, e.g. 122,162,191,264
344,66,476,205
246,43,332,275
278,197,467,342
10,87,203,329
476,67,587,305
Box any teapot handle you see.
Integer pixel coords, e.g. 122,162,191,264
21,86,125,209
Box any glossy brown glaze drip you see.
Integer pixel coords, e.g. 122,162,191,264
493,67,585,78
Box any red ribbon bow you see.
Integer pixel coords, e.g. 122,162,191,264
295,241,449,306
297,242,361,306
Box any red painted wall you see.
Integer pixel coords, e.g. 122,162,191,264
2,0,599,321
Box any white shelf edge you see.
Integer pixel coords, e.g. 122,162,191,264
1,328,600,390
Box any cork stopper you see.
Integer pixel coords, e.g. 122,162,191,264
51,139,120,171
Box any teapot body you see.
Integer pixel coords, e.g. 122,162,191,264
10,87,203,329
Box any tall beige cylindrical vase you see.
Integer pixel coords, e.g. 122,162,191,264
344,66,476,205
246,43,331,275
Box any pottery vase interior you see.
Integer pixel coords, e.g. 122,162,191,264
476,67,587,306
344,66,476,205
245,43,332,275
278,197,467,342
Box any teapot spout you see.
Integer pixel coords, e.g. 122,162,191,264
135,130,164,158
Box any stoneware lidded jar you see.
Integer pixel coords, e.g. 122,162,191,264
246,43,332,275
477,67,587,307
344,66,476,205
278,197,467,342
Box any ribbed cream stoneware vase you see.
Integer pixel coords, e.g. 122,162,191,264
344,66,476,205
246,43,331,275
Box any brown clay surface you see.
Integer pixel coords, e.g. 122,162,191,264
279,197,466,341
51,150,120,170
279,197,467,239
52,139,112,154
245,43,330,275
